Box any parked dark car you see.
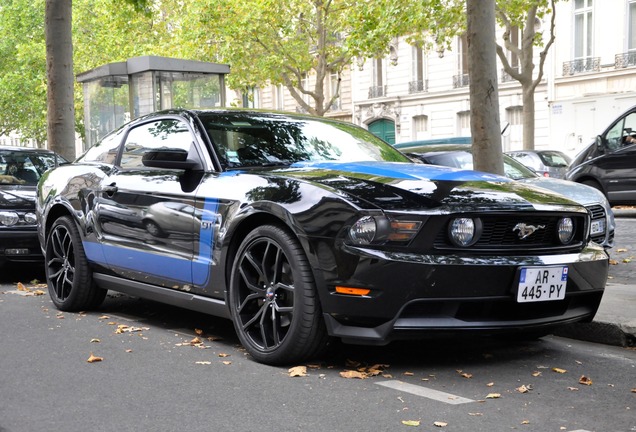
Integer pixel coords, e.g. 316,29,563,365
566,104,636,205
506,150,571,179
394,142,614,249
37,109,608,365
0,146,66,268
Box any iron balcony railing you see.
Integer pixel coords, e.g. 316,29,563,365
615,52,636,68
408,80,428,94
562,57,600,76
368,85,387,98
452,73,470,88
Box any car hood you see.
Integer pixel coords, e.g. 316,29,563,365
517,177,606,207
0,186,36,209
278,161,578,211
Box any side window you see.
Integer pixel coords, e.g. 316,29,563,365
79,127,125,164
605,112,636,151
120,119,194,169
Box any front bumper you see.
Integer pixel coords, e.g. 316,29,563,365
0,229,43,264
315,242,609,344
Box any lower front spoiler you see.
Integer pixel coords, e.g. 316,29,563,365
323,290,604,345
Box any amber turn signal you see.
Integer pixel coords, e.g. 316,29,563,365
335,286,371,296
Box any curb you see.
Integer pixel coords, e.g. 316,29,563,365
554,321,636,347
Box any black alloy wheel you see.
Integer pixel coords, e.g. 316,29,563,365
45,216,106,311
229,224,328,365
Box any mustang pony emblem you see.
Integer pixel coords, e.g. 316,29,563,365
513,223,546,239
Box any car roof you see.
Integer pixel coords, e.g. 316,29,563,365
0,146,57,154
395,143,472,154
394,137,472,149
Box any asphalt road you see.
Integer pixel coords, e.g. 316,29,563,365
1,215,635,432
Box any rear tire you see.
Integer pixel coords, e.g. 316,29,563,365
229,224,329,365
45,216,106,311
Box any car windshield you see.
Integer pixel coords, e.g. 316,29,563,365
198,112,411,168
416,150,538,181
0,150,65,186
537,151,571,168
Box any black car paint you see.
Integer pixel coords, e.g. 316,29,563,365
36,110,609,362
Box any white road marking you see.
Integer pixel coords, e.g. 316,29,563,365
375,380,475,405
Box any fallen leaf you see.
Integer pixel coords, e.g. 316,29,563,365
631,388,636,393
404,371,414,376
552,367,567,374
340,370,367,379
617,248,628,253
433,421,448,427
579,375,593,386
17,282,28,292
288,366,307,377
218,353,230,358
195,328,204,335
486,382,494,387
457,370,472,379
521,420,530,425
98,315,110,320
468,413,483,416
90,338,100,343
32,290,45,296
195,361,212,365
532,371,542,377
87,353,103,363
516,385,530,393
575,360,583,365
486,393,501,399
609,259,618,265
401,420,420,427
125,349,133,353
221,361,232,365
567,387,579,391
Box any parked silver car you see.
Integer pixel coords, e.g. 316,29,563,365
506,150,572,179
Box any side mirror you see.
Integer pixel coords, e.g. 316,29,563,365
595,135,606,153
142,148,200,170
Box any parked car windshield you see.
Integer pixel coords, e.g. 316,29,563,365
198,112,411,168
537,151,571,168
0,149,66,186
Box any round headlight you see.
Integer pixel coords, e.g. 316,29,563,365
24,212,37,224
349,216,377,245
449,217,479,247
557,217,574,244
0,211,19,226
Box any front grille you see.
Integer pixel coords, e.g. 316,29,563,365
433,212,586,254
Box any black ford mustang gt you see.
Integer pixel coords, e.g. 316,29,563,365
36,109,609,365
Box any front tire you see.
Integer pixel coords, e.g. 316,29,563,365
45,216,106,311
229,224,328,365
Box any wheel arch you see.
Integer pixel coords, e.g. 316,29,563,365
43,202,79,244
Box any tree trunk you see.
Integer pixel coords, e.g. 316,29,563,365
522,85,535,150
466,0,503,175
45,0,76,161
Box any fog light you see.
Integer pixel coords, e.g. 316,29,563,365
0,211,19,226
557,217,574,244
449,217,481,247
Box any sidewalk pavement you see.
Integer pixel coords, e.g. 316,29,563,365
554,206,636,346
554,282,636,346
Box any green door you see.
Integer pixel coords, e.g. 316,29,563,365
368,119,396,144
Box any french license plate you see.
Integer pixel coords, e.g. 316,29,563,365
590,218,606,235
517,266,568,303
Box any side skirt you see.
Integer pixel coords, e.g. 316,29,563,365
93,273,231,319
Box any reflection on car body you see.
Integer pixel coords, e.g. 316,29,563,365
36,110,609,365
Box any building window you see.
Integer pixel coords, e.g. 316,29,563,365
369,58,385,98
453,35,470,87
507,106,523,125
574,0,593,59
412,115,428,140
409,46,427,93
457,111,471,136
241,87,260,108
629,1,636,51
275,84,284,111
329,71,341,110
